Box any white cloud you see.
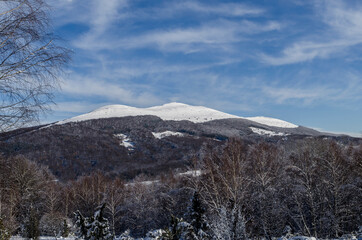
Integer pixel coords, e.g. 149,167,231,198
68,0,128,50
119,1,264,20
261,0,362,65
258,71,362,105
310,127,361,138
260,40,348,65
54,0,278,52
171,1,264,17
113,58,240,78
52,101,106,113
60,76,162,106
123,20,281,53
261,85,336,104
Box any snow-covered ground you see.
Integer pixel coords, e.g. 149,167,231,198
114,133,134,150
11,237,75,240
246,116,298,128
177,169,202,177
152,131,184,139
250,127,289,137
56,102,298,128
125,170,203,187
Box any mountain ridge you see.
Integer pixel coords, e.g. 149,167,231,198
57,102,299,128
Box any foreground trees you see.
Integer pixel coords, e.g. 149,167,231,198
194,139,361,239
0,138,361,238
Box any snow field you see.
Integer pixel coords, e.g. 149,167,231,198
57,102,298,129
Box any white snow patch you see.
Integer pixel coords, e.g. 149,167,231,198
57,102,298,128
152,131,184,139
177,170,202,177
246,116,298,128
114,133,134,150
125,180,159,187
250,127,289,137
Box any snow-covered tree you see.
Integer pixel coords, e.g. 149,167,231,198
117,230,134,240
211,206,246,240
61,219,71,237
162,215,195,240
75,203,113,240
39,213,69,237
145,229,165,239
279,225,293,240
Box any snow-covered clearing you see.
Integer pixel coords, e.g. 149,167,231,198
177,169,202,177
114,133,134,150
246,116,298,128
250,127,289,137
125,170,202,187
125,179,160,187
152,131,184,139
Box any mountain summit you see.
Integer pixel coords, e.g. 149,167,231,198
58,102,298,128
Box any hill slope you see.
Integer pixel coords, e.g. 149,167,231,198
0,103,356,181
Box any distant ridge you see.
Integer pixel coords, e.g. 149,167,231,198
57,102,298,128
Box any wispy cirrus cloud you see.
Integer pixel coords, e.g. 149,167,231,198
166,1,264,17
261,85,336,104
72,0,128,50
261,0,362,65
58,0,278,53
53,101,107,114
120,1,264,20
259,71,362,105
121,20,281,53
60,76,162,107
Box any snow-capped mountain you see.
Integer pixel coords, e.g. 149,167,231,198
58,102,298,128
1,102,356,181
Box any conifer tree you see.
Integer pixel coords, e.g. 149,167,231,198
188,192,210,239
25,208,40,240
61,219,70,238
162,215,194,240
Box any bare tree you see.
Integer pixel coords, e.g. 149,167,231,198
104,178,125,236
0,0,70,131
198,139,249,240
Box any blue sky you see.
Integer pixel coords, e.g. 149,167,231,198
47,0,362,136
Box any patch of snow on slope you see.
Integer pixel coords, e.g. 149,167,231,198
250,127,289,137
114,133,134,150
125,180,159,187
246,117,297,128
57,102,298,128
152,131,184,139
177,170,202,177
125,170,202,187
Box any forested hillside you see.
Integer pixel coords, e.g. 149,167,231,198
0,115,350,181
0,138,361,239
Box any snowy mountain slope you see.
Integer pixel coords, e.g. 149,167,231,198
57,102,298,128
245,116,297,128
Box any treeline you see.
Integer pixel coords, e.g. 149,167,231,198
0,138,361,239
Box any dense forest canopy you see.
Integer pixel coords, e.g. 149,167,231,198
0,138,361,239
